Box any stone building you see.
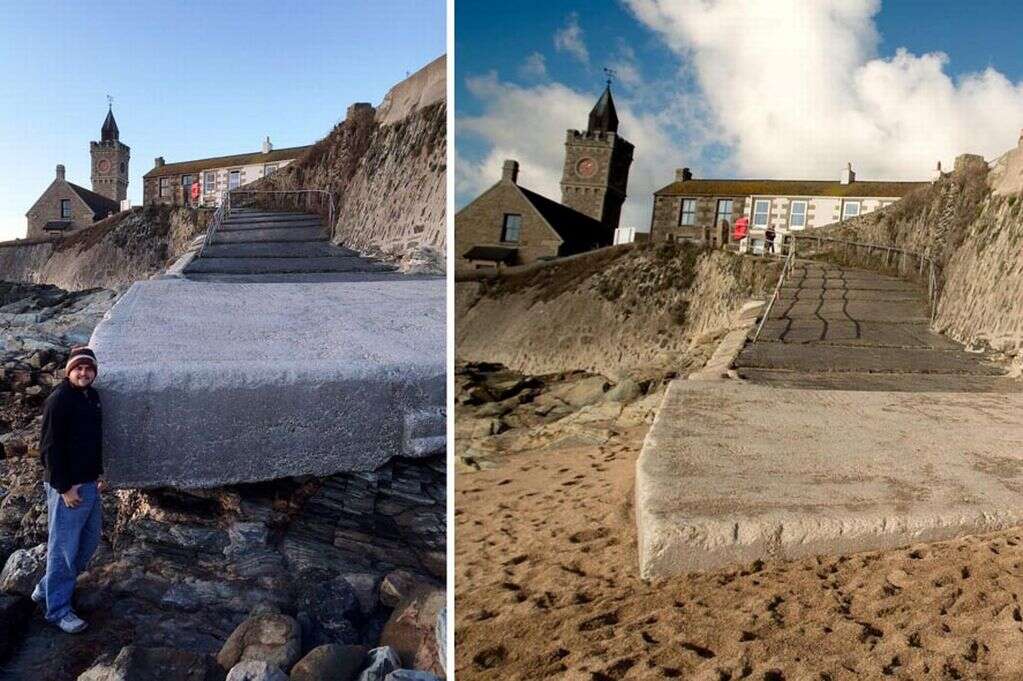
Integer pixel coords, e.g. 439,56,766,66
24,107,126,239
456,85,633,268
142,138,310,207
650,164,929,248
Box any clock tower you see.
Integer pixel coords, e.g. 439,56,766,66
559,84,634,232
91,104,130,202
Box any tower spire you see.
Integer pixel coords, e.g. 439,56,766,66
587,78,619,134
101,97,119,142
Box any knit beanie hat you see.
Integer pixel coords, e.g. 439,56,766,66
65,346,98,374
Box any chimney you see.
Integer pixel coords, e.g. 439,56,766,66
675,167,693,182
262,136,272,154
154,157,165,168
840,162,855,185
56,164,65,180
932,160,943,181
502,159,519,184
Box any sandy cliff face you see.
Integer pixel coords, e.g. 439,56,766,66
822,154,1023,376
0,205,205,291
455,243,777,376
252,56,446,273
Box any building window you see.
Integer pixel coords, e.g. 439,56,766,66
789,200,807,230
752,199,771,227
228,170,241,189
842,200,861,220
263,164,278,176
159,177,170,198
678,199,696,226
501,214,521,243
60,199,71,219
181,174,194,191
715,199,733,229
204,172,216,193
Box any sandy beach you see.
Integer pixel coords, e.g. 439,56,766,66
455,390,1023,680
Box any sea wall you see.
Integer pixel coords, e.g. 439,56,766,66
0,239,56,283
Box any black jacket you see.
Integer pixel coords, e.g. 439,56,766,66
40,379,103,493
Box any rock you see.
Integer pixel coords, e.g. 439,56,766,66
290,644,368,681
344,573,381,615
357,647,401,681
224,661,287,681
294,574,362,644
379,570,433,609
0,593,31,661
379,587,445,676
550,376,609,407
474,399,514,418
0,543,46,596
216,612,302,674
605,378,642,404
470,418,505,438
464,385,495,404
77,645,224,681
385,671,441,681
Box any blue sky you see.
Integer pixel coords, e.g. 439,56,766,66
0,0,445,242
455,0,1023,230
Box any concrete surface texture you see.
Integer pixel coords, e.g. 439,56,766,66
636,380,1023,578
89,276,444,489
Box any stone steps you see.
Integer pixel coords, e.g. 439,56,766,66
201,242,357,259
211,227,326,243
185,256,394,274
219,219,323,231
221,212,318,223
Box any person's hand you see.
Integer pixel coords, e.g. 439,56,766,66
97,479,108,493
61,485,82,508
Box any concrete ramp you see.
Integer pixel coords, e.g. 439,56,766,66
89,277,444,489
636,380,1023,578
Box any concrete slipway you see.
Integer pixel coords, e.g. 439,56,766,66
90,276,444,489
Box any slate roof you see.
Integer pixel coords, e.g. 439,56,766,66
143,146,312,179
101,108,119,142
43,220,74,232
463,245,518,262
588,85,619,134
654,178,929,198
518,186,609,249
67,182,120,219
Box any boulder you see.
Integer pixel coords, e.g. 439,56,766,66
605,377,642,404
216,612,302,674
357,647,401,681
224,661,287,681
549,376,609,408
0,593,31,661
294,574,362,644
0,543,46,597
77,646,224,681
343,573,381,615
290,644,367,681
379,570,427,608
379,587,445,676
385,672,441,681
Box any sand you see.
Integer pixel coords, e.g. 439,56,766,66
455,395,1023,680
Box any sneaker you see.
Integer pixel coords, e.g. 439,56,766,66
30,583,44,604
56,611,87,634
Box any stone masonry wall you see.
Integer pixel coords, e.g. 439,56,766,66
0,239,56,282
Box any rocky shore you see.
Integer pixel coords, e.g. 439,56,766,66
0,282,446,681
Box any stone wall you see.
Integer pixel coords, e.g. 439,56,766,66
455,242,778,376
1,205,205,291
816,153,1023,376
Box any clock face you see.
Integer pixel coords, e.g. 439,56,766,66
576,157,597,178
97,159,111,174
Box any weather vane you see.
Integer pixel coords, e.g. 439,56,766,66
107,94,113,109
603,67,617,86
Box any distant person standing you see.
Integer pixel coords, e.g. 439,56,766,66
33,347,106,634
190,180,201,208
765,225,777,255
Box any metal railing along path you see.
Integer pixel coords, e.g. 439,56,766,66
198,191,231,259
750,239,797,345
791,233,940,321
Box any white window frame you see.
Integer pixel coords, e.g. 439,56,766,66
204,172,216,193
159,177,170,198
228,170,241,190
789,200,807,230
679,198,696,226
842,200,861,219
752,199,771,227
501,213,522,243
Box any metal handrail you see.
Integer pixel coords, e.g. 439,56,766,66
791,233,940,321
750,239,797,344
198,191,231,258
227,189,336,237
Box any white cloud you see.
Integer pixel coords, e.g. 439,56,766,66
457,73,692,229
519,52,548,80
624,0,1023,180
608,44,643,89
554,13,589,64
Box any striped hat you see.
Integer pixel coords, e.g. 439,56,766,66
65,346,98,374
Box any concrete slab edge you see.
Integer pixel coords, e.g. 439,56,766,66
688,299,764,382
159,235,205,280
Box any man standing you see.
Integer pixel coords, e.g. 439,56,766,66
33,346,106,633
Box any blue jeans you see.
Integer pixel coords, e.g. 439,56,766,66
38,480,102,622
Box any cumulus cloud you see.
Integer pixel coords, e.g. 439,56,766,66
624,0,1023,180
608,44,643,89
457,73,693,229
519,52,548,80
554,13,589,64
